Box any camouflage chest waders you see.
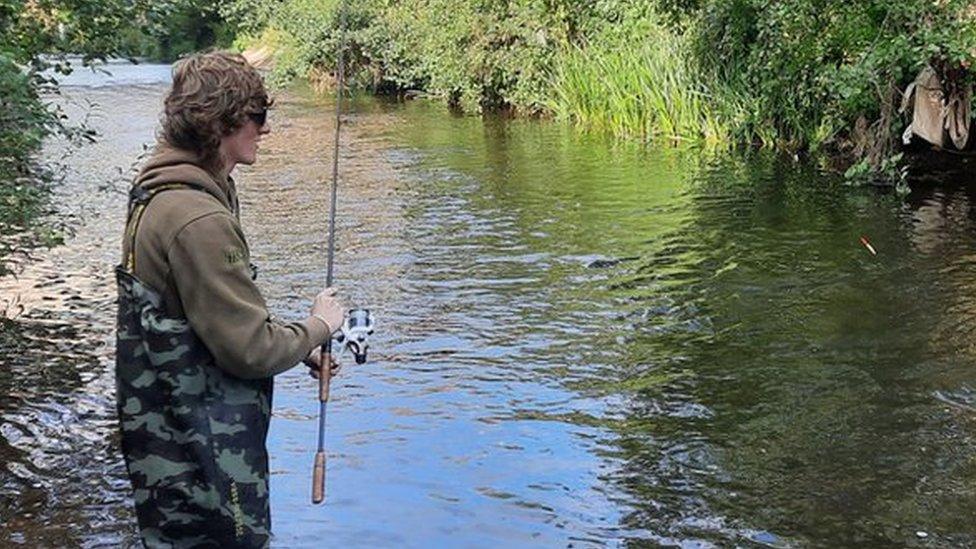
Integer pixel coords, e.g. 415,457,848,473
116,184,273,548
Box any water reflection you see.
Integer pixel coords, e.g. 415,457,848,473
385,103,976,546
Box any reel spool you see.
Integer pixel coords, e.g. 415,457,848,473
334,308,374,365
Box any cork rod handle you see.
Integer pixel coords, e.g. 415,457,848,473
312,451,326,504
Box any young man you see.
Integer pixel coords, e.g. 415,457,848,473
116,51,342,547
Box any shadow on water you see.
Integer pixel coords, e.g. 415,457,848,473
599,158,976,547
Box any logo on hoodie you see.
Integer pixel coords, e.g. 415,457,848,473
225,247,247,267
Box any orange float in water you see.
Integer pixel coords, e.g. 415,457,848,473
859,235,877,256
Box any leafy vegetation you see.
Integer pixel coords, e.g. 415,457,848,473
230,0,976,175
0,0,227,176
120,0,232,62
692,0,976,156
0,0,225,271
548,12,734,146
228,0,562,113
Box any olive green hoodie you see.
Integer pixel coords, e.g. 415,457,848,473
122,142,330,379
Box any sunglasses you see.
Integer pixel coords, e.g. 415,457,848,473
247,107,268,127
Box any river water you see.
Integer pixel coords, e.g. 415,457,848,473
2,61,976,547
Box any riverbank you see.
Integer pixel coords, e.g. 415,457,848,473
232,0,976,177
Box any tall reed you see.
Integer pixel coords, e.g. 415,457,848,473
549,25,735,147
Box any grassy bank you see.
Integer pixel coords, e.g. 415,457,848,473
548,17,737,147
228,0,976,177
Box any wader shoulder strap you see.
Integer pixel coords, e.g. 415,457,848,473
123,183,208,273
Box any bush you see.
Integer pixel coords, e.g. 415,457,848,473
0,0,222,272
234,0,570,113
0,56,47,174
694,0,976,155
221,0,976,174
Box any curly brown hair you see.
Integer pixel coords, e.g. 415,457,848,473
161,51,272,174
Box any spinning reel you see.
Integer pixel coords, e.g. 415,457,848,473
333,308,374,364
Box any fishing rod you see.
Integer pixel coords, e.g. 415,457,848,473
312,0,374,505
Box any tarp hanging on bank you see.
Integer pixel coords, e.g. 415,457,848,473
901,65,973,150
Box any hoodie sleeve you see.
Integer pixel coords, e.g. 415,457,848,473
167,211,332,379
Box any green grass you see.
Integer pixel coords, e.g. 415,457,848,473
549,25,735,148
